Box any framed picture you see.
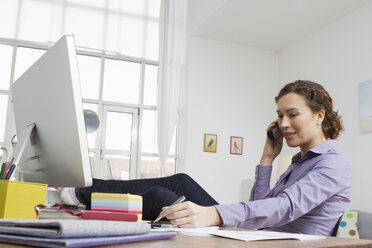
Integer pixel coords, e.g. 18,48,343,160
204,133,217,153
230,136,243,155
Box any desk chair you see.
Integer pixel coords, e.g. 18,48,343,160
357,210,372,239
239,178,255,202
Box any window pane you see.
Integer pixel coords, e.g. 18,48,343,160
105,13,121,52
0,0,18,38
121,16,145,58
122,0,147,15
0,45,13,90
143,65,157,106
103,59,140,104
89,152,95,176
106,0,160,58
109,0,160,18
141,110,157,153
141,110,175,154
67,0,106,8
14,47,45,82
104,154,130,180
49,4,65,42
0,95,8,142
83,103,98,149
147,0,161,18
145,20,159,61
105,111,132,150
18,0,52,42
77,55,101,100
141,157,175,179
64,6,104,49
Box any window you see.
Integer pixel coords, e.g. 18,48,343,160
1,0,160,59
0,45,13,90
77,55,101,100
14,47,45,81
103,59,141,104
0,0,176,180
82,103,99,149
0,95,8,142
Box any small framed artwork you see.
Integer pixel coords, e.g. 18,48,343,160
230,136,243,155
204,133,217,153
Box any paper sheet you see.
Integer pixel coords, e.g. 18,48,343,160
152,226,326,241
151,226,219,236
211,230,326,242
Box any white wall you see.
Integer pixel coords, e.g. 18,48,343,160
279,2,372,211
178,36,278,204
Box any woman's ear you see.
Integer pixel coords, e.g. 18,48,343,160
316,109,325,125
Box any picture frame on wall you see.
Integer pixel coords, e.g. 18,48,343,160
230,136,243,155
204,133,217,153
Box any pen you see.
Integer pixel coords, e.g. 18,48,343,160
153,195,186,223
0,163,6,180
2,163,10,180
4,164,16,180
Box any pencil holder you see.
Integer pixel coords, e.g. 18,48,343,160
0,181,47,219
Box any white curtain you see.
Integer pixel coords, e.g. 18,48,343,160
157,0,188,176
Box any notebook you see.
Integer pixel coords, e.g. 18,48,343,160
38,208,138,222
0,232,176,248
0,219,150,238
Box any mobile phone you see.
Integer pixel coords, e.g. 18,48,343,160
267,123,282,140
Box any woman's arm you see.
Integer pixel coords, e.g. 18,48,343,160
249,165,274,201
158,201,222,227
215,155,351,229
250,121,284,200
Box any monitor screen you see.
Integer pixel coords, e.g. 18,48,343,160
11,35,92,187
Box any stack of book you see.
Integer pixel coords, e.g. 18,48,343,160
0,219,175,247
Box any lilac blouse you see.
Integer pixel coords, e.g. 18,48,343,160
215,140,352,236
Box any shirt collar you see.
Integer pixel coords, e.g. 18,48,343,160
307,140,335,155
291,140,335,163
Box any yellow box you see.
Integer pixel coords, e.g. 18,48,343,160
0,181,47,219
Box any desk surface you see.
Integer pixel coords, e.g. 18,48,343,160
2,232,372,248
108,233,372,248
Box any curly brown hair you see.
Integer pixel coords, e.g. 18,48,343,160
275,80,344,139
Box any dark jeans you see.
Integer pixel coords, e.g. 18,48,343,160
75,173,219,220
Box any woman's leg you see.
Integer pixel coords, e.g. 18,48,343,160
142,186,181,220
75,173,219,218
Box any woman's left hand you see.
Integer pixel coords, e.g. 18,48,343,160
158,201,222,228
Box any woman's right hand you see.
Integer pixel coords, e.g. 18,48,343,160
260,121,284,166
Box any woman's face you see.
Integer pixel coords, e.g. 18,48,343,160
277,92,326,154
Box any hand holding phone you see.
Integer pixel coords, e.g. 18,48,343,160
267,123,282,140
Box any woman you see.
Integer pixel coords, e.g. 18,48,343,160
64,80,351,236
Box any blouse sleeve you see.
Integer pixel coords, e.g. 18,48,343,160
249,165,274,201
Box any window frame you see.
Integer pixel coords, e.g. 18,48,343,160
0,37,177,179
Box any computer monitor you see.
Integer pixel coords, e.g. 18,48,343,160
10,35,92,187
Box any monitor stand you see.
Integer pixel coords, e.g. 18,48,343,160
8,123,40,181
